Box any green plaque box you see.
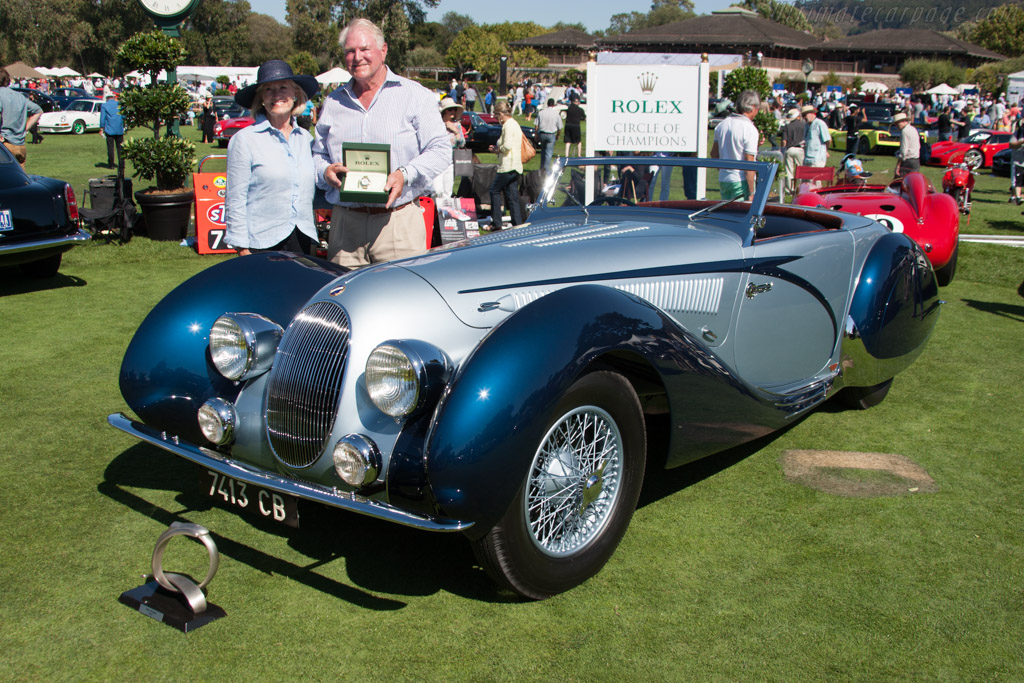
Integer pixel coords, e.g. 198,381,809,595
339,142,391,204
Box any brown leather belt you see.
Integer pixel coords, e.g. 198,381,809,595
341,202,410,215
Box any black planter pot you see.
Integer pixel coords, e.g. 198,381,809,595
135,189,194,241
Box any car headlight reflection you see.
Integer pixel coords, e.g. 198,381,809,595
209,313,283,381
364,340,449,418
198,398,237,445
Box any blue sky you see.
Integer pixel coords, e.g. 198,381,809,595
247,0,740,32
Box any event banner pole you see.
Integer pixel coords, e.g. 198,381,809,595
697,56,709,199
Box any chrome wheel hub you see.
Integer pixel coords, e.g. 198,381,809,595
525,406,622,557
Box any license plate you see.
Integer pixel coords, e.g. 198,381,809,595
0,209,12,231
199,469,300,528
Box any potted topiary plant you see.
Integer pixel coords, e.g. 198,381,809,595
118,30,196,241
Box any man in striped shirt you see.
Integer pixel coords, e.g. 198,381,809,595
313,18,450,267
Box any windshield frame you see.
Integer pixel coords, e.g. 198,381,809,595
535,155,777,246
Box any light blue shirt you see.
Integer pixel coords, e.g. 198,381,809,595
311,67,450,207
224,115,317,250
803,117,831,166
100,98,124,136
0,86,42,146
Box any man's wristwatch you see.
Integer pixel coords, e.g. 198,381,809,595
397,166,408,183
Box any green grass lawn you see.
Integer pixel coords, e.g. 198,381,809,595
1,122,1022,679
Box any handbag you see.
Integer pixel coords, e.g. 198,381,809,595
520,134,536,164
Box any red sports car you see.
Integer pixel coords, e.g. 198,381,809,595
213,115,255,148
794,172,959,286
926,129,1011,169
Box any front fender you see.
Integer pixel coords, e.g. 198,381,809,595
119,252,348,444
424,285,663,538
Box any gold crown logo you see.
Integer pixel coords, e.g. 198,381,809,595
637,71,657,94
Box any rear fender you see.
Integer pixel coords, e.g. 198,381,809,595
422,284,780,539
842,232,940,387
119,253,348,444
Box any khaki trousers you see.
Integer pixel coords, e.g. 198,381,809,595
328,202,427,267
3,141,27,169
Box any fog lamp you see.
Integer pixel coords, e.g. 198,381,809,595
198,398,237,445
332,434,381,487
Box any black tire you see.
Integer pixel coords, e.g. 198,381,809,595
858,136,870,155
963,149,984,170
19,253,62,278
839,378,893,410
217,139,227,148
472,371,646,599
71,120,85,135
935,242,958,287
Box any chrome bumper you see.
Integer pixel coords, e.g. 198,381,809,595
0,228,90,255
107,413,472,533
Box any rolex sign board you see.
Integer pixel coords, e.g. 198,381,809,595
585,63,707,154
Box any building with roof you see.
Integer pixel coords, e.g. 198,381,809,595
510,7,1004,89
508,29,597,71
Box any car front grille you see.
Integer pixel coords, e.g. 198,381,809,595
265,300,350,468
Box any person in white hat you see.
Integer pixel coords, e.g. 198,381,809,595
432,96,465,199
780,107,805,196
801,104,830,168
893,112,920,178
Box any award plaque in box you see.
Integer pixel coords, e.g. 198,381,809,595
339,142,391,203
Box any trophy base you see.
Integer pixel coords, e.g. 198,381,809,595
119,581,226,632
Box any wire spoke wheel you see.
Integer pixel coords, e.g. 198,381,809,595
472,371,645,599
526,406,622,556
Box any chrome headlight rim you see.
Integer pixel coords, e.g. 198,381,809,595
364,339,450,418
332,434,382,487
197,397,238,445
209,312,283,381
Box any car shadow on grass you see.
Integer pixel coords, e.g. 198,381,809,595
100,442,515,606
963,298,1024,323
637,413,803,509
0,268,86,295
980,220,1024,235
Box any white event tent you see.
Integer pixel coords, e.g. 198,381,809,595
925,83,959,96
316,67,351,85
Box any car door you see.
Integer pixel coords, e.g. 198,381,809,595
731,229,855,389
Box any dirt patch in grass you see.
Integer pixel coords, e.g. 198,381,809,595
780,450,938,498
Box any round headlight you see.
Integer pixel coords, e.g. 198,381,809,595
332,434,381,487
209,313,283,381
365,344,420,417
198,398,237,445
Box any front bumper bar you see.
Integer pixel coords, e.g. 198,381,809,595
107,413,472,533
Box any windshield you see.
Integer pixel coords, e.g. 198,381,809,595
534,156,776,246
964,132,991,143
68,100,93,112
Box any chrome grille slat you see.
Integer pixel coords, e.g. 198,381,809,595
266,301,350,468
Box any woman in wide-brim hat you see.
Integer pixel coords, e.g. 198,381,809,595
224,60,322,257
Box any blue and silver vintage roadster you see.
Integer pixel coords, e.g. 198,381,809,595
109,157,939,599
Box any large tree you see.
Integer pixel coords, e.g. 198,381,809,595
740,0,813,32
608,0,695,34
183,0,252,66
963,3,1024,58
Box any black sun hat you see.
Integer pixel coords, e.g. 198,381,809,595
235,60,320,109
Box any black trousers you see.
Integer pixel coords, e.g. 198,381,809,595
250,226,314,255
105,134,124,166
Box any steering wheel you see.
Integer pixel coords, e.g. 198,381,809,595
588,195,637,207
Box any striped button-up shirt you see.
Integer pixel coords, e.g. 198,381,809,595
312,68,450,207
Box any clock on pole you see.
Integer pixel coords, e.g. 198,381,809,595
137,0,203,36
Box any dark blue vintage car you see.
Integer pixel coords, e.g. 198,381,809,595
0,145,88,277
109,157,939,599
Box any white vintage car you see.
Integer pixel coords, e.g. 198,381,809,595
37,98,103,135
